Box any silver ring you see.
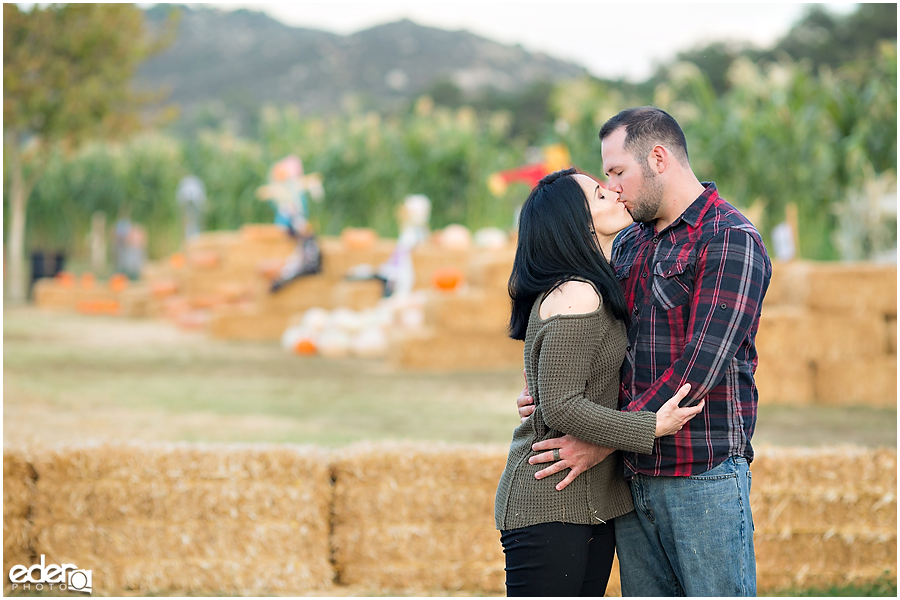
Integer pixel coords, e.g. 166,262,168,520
553,448,561,461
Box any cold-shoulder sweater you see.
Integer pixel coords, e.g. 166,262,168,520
495,290,657,530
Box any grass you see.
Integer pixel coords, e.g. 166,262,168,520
3,306,896,449
768,577,898,597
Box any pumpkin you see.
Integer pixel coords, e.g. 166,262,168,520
109,273,129,292
170,253,187,269
57,272,75,288
341,227,378,250
293,338,317,355
431,267,464,292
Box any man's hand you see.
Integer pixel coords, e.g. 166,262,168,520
517,370,535,423
529,435,614,491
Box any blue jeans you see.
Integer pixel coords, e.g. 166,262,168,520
616,456,756,597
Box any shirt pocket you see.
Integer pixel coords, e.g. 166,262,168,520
651,260,693,311
615,264,631,283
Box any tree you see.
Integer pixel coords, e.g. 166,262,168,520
3,4,174,302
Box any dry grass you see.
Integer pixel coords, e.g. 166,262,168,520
3,306,896,450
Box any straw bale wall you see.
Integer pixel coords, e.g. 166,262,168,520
750,446,896,591
330,442,508,593
3,444,896,595
3,452,36,589
25,444,333,595
756,261,896,407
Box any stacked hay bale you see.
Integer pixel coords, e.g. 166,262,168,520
208,229,396,341
330,442,508,594
756,261,897,406
28,444,333,595
33,274,131,316
751,446,897,591
3,451,36,591
389,247,521,371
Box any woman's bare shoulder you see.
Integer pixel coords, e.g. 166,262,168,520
539,280,601,318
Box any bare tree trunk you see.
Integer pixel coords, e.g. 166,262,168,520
5,139,41,304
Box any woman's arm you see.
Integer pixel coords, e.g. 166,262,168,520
535,316,658,455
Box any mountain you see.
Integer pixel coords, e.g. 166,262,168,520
136,5,588,126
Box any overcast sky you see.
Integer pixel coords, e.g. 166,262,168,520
201,2,859,81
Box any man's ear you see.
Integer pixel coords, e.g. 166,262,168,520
647,144,669,174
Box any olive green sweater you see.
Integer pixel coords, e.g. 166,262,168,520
495,291,657,530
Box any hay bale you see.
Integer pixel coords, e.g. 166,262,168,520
411,243,473,291
30,444,334,595
118,284,151,318
467,249,515,293
755,307,814,361
784,262,898,316
389,328,523,371
239,223,287,242
755,530,896,581
33,279,81,311
331,442,507,593
331,279,385,311
318,237,396,282
763,261,812,307
257,275,334,313
422,289,510,334
752,490,896,533
813,356,897,407
754,354,815,405
751,447,896,494
4,451,36,590
208,307,292,341
185,231,240,254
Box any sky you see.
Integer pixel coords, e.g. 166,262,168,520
201,2,859,82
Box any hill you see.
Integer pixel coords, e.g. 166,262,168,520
136,5,587,127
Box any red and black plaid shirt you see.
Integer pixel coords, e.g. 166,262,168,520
611,182,772,477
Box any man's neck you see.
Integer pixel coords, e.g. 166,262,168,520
654,179,707,232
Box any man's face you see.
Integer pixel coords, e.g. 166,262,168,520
601,127,663,224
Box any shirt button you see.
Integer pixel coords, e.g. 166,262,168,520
626,346,632,352
642,272,648,278
652,237,659,244
633,307,639,315
720,303,727,309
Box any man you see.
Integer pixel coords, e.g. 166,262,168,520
517,107,771,596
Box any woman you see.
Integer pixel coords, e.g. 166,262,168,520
494,168,704,596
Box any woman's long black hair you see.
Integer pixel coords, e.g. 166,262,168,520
508,168,628,341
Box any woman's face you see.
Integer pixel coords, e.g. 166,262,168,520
573,174,633,238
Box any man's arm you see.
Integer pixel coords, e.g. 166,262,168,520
625,227,770,412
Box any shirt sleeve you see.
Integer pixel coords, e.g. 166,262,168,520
536,315,657,455
625,227,771,412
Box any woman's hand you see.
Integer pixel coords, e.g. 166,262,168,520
654,384,705,437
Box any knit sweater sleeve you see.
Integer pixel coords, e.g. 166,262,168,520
536,315,657,455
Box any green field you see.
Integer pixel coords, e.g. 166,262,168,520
3,306,896,450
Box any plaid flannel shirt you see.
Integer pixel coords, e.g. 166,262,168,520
611,182,772,477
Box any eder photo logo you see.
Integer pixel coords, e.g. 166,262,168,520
8,554,92,594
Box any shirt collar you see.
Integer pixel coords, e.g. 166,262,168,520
640,181,718,235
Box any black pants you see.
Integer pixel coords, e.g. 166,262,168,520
500,520,616,597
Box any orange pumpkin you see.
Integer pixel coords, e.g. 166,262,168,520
57,271,75,288
109,273,129,292
341,227,378,250
293,338,317,355
170,253,187,269
431,267,465,292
